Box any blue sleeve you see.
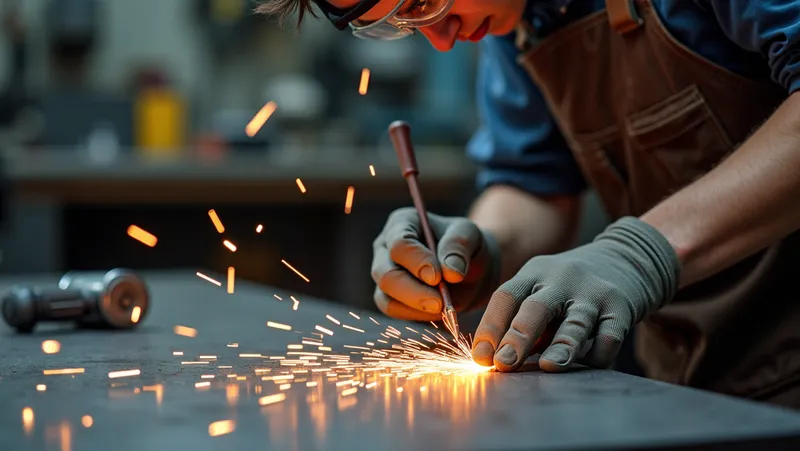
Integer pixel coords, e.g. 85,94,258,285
704,0,800,93
466,35,586,196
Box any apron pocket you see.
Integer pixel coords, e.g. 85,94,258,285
624,85,734,210
569,125,630,218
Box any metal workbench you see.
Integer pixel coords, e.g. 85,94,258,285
2,271,799,450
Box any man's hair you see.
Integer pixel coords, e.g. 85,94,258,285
255,1,317,28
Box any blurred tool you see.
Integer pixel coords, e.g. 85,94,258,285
388,121,459,338
1,269,149,333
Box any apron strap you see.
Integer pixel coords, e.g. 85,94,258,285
606,0,643,34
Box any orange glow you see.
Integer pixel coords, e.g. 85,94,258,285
259,393,286,406
81,416,93,428
256,224,264,233
196,272,222,287
208,210,225,233
42,340,61,354
344,186,355,214
127,225,157,247
291,295,300,311
36,384,46,392
22,407,33,434
267,321,292,331
208,420,235,437
173,325,198,337
43,368,84,376
223,240,237,252
281,259,310,282
195,381,211,388
130,306,142,323
369,164,376,176
227,267,235,294
245,101,277,137
359,68,371,95
108,369,140,379
296,178,307,193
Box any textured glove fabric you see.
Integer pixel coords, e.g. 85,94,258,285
371,207,501,322
471,216,680,372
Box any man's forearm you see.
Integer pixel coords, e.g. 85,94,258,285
469,185,582,282
642,92,800,288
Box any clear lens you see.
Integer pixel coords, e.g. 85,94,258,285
353,23,414,40
392,0,453,26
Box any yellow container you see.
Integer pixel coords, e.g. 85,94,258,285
135,87,186,157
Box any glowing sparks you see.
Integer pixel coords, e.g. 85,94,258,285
208,210,225,233
258,393,286,406
306,381,318,387
326,315,340,325
359,68,371,95
127,225,157,247
223,240,237,252
199,355,217,360
81,415,93,428
227,267,235,294
227,343,238,348
196,272,222,287
281,259,310,282
130,306,142,323
181,361,209,365
315,325,334,336
36,384,46,392
291,295,300,311
42,340,61,354
296,178,307,193
369,164,376,176
370,317,380,325
396,387,404,393
279,383,292,391
267,321,292,331
245,100,277,137
195,381,211,388
22,407,33,434
108,369,140,379
274,294,283,301
344,186,355,214
341,387,358,396
365,382,377,389
43,368,85,376
349,312,361,320
239,354,262,358
256,224,264,233
287,344,303,350
172,351,184,356
208,419,235,437
318,346,331,351
174,325,198,337
342,325,365,333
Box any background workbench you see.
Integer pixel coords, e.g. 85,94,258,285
2,271,799,451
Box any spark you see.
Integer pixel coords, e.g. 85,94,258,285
239,354,262,358
223,240,237,252
296,178,307,193
130,306,142,323
208,419,235,437
369,165,376,176
227,343,238,348
267,321,292,331
42,340,60,354
342,325,365,333
279,383,292,391
201,375,215,379
199,355,217,360
420,386,427,392
315,325,334,336
43,368,85,376
405,327,419,334
344,186,355,214
287,344,303,350
181,361,209,365
281,259,310,282
370,317,380,325
430,321,439,329
245,100,277,137
366,342,374,346
227,267,235,294
22,407,33,434
196,272,221,287
174,325,198,337
256,224,264,233
127,225,157,247
341,387,358,396
208,210,225,233
259,393,286,406
291,295,300,311
81,415,93,428
36,384,46,391
365,382,377,389
349,312,361,320
359,68,371,95
326,315,341,325
318,346,332,351
274,294,283,301
306,381,318,387
195,382,211,388
108,369,140,379
172,351,184,356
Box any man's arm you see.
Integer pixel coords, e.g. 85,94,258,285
642,92,800,288
470,185,581,282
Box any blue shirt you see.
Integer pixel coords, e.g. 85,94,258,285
467,0,800,196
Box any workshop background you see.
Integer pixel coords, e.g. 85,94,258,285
0,0,613,362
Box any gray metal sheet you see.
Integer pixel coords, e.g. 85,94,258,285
1,271,800,451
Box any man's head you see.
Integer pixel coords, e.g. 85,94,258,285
256,0,526,52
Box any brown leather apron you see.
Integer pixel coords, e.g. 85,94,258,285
514,0,800,407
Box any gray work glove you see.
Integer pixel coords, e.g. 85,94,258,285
371,208,501,322
471,217,680,372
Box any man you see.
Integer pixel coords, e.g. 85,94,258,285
257,0,800,408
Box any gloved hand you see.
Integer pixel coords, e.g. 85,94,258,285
471,217,680,372
371,207,501,321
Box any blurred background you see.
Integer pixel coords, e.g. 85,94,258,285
0,0,609,322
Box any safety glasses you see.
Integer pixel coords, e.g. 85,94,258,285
315,0,455,40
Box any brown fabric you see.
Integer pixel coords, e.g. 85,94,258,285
514,0,800,406
606,0,642,34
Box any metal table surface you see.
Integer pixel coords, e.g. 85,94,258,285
1,271,800,451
